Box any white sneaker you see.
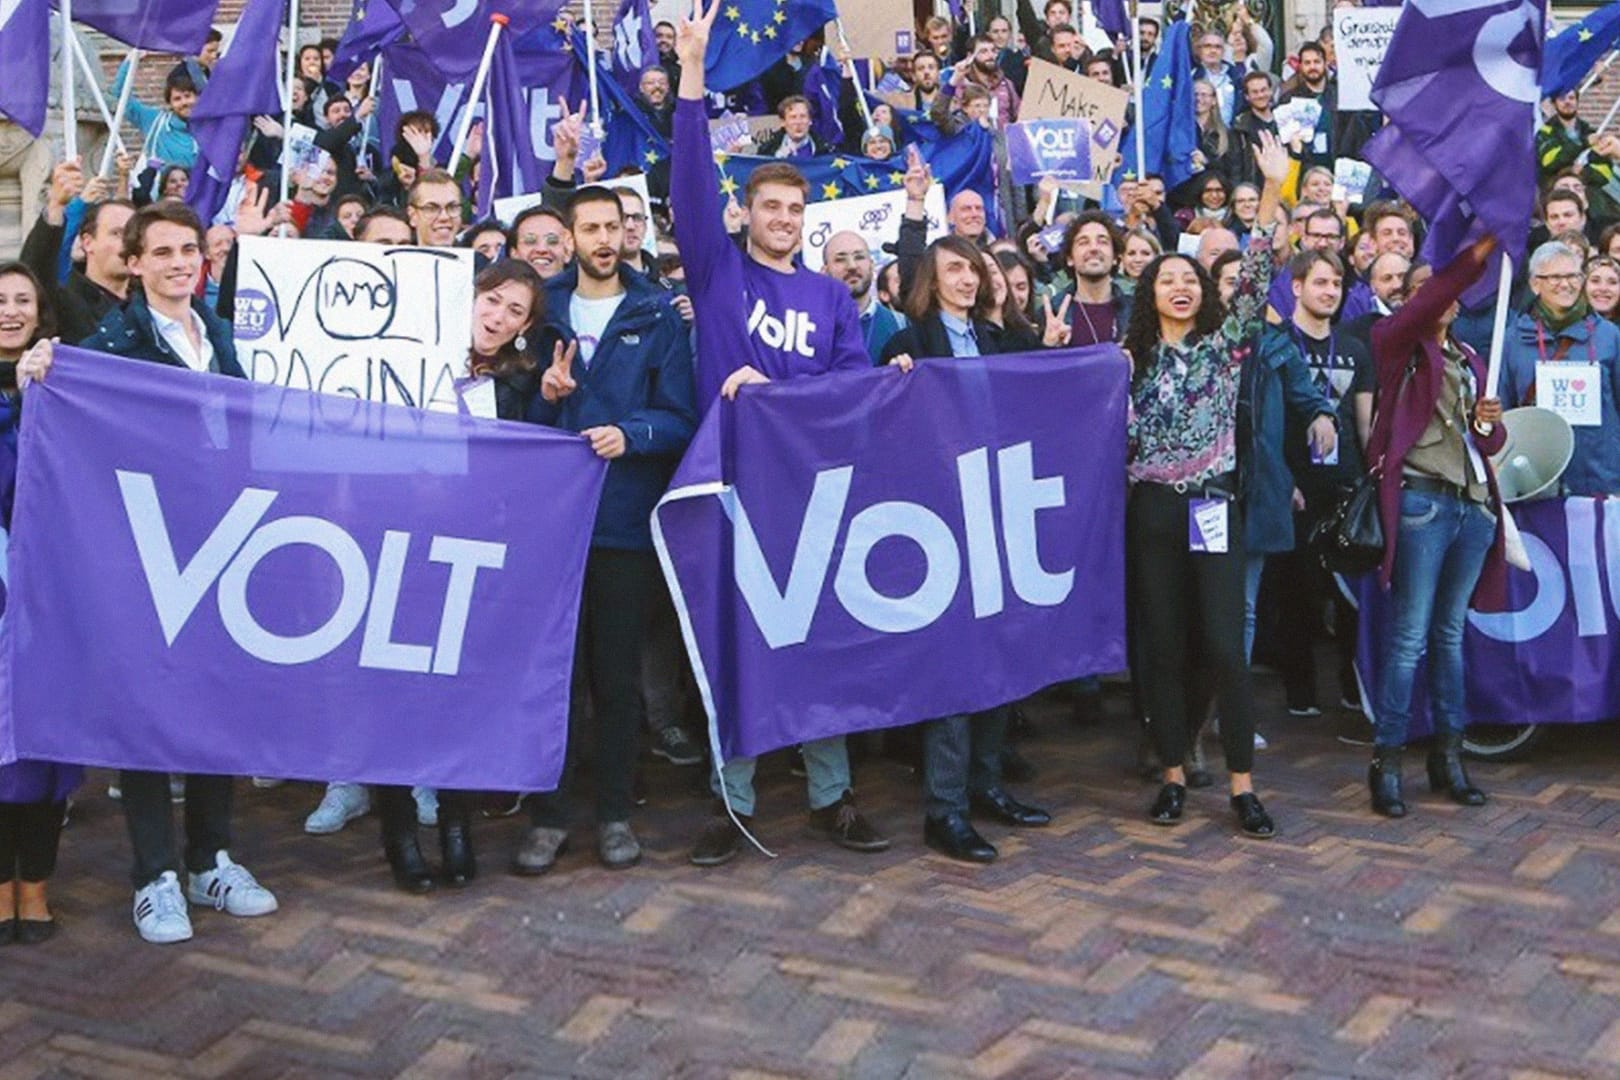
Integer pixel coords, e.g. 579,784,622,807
106,782,122,800
133,871,193,944
187,851,279,917
413,787,438,828
304,782,370,835
1253,731,1269,750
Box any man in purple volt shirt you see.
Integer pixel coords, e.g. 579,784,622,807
669,0,869,407
671,0,887,867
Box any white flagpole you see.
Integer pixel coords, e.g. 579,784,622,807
582,0,603,136
280,0,301,218
833,20,874,131
1483,115,1537,417
448,15,506,175
99,47,140,178
68,36,126,160
1131,0,1145,180
1593,88,1620,137
1580,49,1618,96
361,54,383,153
60,0,77,159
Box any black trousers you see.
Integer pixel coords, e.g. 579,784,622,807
529,548,658,829
1270,503,1359,708
1128,484,1256,775
121,771,233,888
922,708,1008,819
375,786,474,838
0,801,66,882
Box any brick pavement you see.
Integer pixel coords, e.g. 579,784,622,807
3,678,1620,1079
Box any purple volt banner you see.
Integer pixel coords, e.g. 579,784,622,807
1006,119,1094,185
1355,497,1620,737
0,348,607,791
653,348,1129,761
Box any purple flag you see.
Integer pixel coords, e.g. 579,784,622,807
63,0,222,53
1363,0,1544,281
391,0,566,78
0,0,51,136
652,349,1129,761
328,0,405,83
0,348,606,791
187,0,285,224
803,51,843,148
1093,0,1129,39
474,27,544,218
1353,497,1620,739
610,0,654,95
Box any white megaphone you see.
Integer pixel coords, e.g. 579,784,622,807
1490,406,1574,503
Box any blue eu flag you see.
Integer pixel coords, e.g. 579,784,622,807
1141,20,1198,189
704,0,840,92
1543,3,1620,97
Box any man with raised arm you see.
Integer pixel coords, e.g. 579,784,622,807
670,0,885,866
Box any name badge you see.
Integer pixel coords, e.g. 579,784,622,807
1536,361,1601,427
1188,497,1229,554
457,377,499,419
1310,432,1340,466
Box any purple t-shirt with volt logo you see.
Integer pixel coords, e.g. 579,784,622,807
671,98,870,408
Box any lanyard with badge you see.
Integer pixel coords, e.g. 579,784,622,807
1532,318,1602,426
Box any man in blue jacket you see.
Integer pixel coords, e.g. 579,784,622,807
21,202,273,946
513,185,698,875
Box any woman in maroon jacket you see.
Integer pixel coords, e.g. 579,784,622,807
1364,236,1507,818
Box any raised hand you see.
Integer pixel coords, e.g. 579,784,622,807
402,122,436,165
581,425,627,459
541,339,579,403
722,194,747,233
235,183,274,236
582,153,608,182
903,144,931,203
551,100,586,165
47,159,86,216
676,0,719,69
253,115,284,138
1042,295,1073,347
17,339,55,390
1253,130,1290,185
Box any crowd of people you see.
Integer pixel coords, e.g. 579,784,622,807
0,0,1617,951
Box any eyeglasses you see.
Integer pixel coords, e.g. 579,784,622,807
1533,272,1582,284
519,232,563,247
623,212,648,224
1305,231,1342,241
412,201,461,219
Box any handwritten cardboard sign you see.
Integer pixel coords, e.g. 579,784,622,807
233,236,476,413
824,0,912,60
1020,58,1129,197
1334,6,1400,112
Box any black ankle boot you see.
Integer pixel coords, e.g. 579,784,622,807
438,803,477,887
1426,733,1486,806
385,831,435,894
1368,748,1407,818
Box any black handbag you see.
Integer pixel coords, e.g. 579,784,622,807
1309,473,1384,574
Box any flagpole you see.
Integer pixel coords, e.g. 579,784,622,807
582,0,604,137
362,54,383,153
1580,49,1618,96
99,47,140,178
448,14,506,175
833,20,875,131
1484,115,1537,419
68,36,127,163
280,0,301,222
1131,0,1145,180
60,0,77,159
1593,88,1620,137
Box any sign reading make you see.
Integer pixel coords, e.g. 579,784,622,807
1020,59,1129,197
234,236,475,413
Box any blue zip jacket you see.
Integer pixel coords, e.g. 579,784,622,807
1500,310,1620,497
1240,325,1336,554
80,289,245,378
110,58,198,169
527,265,697,550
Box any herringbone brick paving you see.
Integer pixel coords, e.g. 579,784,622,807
3,677,1620,1079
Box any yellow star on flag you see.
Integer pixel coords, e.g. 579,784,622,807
830,157,849,170
1580,27,1594,40
645,149,660,164
864,173,881,189
1160,75,1172,88
889,171,905,186
719,173,738,196
750,29,761,43
773,9,785,22
725,4,740,18
552,14,569,31
821,181,841,199
764,24,776,38
737,20,749,34
714,150,730,165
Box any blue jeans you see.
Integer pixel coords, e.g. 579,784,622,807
713,736,851,816
1373,488,1496,748
1243,552,1267,664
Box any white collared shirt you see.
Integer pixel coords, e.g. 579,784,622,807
150,305,215,373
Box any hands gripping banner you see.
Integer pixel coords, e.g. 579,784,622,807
653,349,1130,761
0,349,606,791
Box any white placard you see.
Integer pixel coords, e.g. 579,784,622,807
1334,7,1401,112
1536,362,1603,427
493,174,659,255
799,182,946,273
232,236,476,413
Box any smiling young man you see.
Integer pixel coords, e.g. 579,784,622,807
514,185,697,876
20,202,275,945
20,159,135,343
406,169,464,248
671,0,885,866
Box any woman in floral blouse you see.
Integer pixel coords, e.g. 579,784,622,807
1120,131,1300,839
